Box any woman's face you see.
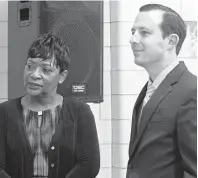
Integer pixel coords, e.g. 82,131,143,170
24,57,66,97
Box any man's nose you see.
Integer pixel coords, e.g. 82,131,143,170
129,32,140,44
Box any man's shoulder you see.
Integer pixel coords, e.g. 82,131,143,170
176,70,197,104
180,69,197,90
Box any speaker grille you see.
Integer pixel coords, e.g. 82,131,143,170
40,1,103,102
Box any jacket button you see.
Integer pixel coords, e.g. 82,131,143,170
51,163,55,167
51,146,55,150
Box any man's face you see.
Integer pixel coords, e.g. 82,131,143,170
23,57,64,97
130,10,166,68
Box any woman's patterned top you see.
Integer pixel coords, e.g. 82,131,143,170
22,102,62,177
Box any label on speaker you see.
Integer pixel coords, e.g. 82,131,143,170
71,84,86,94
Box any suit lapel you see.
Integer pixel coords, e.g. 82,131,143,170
129,83,147,156
129,62,187,158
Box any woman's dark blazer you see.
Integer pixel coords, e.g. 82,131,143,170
0,97,100,178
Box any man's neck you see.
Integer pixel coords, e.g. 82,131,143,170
145,55,177,81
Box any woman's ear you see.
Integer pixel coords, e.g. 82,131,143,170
59,70,68,84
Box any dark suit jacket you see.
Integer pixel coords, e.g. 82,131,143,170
0,97,100,178
127,62,197,178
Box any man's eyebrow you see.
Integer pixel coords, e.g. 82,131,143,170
131,26,150,30
131,27,152,34
136,26,150,30
139,27,150,30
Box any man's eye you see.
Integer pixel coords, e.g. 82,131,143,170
140,31,149,35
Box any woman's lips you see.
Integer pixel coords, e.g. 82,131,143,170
28,82,42,89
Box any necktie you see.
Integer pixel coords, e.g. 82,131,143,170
138,80,155,127
142,80,156,107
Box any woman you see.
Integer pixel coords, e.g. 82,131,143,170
0,34,100,178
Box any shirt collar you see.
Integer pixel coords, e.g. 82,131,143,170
149,60,179,90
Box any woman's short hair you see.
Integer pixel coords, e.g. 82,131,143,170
27,33,70,72
140,4,187,55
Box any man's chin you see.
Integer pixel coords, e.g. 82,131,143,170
134,58,145,67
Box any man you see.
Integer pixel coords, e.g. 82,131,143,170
127,4,196,178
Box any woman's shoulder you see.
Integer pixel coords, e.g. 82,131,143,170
63,97,89,109
0,97,22,111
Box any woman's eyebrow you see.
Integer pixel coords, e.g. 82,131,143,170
41,61,58,68
27,59,36,64
41,63,54,67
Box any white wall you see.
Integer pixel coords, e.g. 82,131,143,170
94,1,112,177
0,1,8,103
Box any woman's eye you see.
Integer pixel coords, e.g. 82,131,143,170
43,68,52,72
27,64,32,69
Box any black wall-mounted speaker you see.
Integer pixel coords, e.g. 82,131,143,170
40,1,103,103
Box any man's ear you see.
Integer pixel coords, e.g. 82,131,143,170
59,70,68,84
167,34,179,50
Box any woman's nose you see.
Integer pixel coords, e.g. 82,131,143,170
30,67,42,79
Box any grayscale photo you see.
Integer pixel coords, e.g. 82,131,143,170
0,1,197,178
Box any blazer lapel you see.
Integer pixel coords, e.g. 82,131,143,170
129,83,147,156
129,62,187,158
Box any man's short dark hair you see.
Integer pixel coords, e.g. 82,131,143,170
140,4,186,55
27,33,70,73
